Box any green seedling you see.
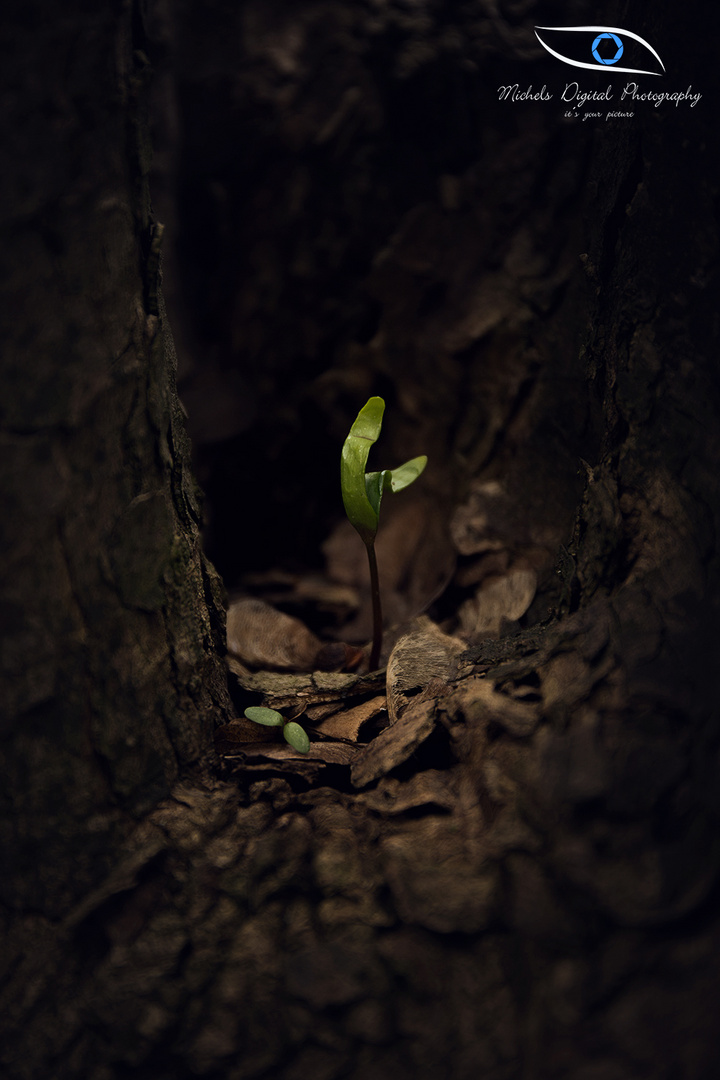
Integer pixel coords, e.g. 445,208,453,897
244,706,310,754
341,396,427,670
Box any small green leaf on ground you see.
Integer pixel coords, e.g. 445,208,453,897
283,722,311,753
244,706,284,727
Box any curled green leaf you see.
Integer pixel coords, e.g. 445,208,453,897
341,396,385,545
283,722,310,754
363,469,390,520
244,706,284,727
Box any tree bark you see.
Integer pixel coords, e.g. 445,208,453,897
0,0,231,922
2,1,720,1079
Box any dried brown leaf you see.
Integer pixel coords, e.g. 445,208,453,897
226,598,321,671
458,565,537,639
314,641,366,672
214,718,276,753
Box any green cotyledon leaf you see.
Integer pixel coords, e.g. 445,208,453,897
341,396,385,545
244,706,284,727
283,722,310,753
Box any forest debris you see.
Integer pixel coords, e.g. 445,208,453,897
239,570,360,624
214,718,276,752
350,697,437,789
230,743,357,765
386,616,465,723
314,641,366,672
226,658,387,758
314,695,386,742
458,565,537,639
214,711,364,780
227,657,385,711
304,701,345,723
292,575,359,612
217,740,359,783
226,598,321,670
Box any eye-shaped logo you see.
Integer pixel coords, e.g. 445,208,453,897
535,26,665,77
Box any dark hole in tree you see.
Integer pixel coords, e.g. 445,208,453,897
154,5,602,646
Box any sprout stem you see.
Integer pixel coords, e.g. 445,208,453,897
365,540,383,670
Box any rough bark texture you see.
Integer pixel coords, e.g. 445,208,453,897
0,0,232,922
2,1,720,1079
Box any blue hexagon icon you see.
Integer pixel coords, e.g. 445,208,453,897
592,32,624,65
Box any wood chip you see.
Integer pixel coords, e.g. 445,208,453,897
227,657,385,711
218,741,359,783
304,702,344,722
351,697,437,789
314,695,387,742
227,742,358,765
386,616,465,723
